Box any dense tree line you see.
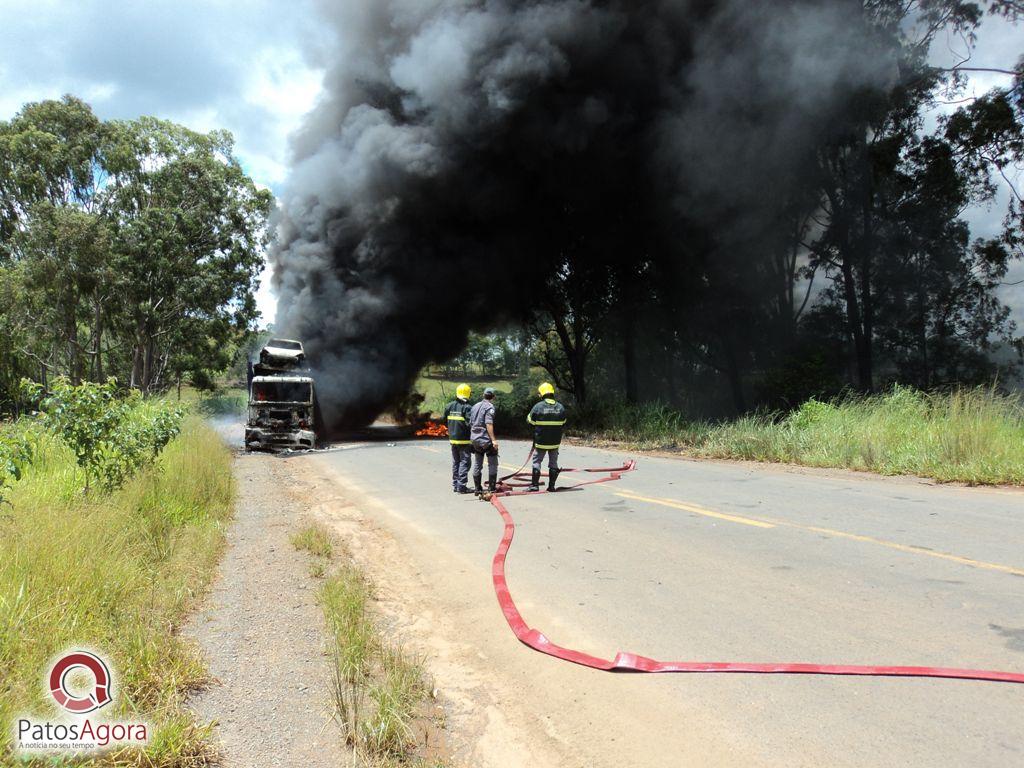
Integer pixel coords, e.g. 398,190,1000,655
524,0,1024,414
0,96,272,411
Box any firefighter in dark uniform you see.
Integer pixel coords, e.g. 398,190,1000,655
527,382,567,492
443,383,474,493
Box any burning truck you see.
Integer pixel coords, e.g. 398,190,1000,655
245,339,323,451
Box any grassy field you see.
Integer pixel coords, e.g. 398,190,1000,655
414,375,515,416
0,416,233,765
586,387,1024,486
194,387,247,417
292,523,448,767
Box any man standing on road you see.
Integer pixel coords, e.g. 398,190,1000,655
528,382,567,492
443,383,474,494
470,387,499,496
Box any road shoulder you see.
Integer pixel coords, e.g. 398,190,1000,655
184,452,346,766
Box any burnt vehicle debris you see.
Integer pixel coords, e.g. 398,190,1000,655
258,337,307,370
245,339,323,451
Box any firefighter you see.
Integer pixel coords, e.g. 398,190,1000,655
444,383,474,493
469,387,499,495
527,382,566,492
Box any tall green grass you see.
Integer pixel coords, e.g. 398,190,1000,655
586,387,1024,485
0,416,233,765
291,524,444,766
321,565,432,763
194,387,247,417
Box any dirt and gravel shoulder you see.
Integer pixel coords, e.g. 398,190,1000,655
184,451,346,767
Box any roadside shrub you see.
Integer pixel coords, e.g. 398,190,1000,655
0,426,34,506
23,378,183,492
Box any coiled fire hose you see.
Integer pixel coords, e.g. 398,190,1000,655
489,452,1024,683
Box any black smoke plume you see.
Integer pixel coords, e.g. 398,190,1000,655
272,0,892,429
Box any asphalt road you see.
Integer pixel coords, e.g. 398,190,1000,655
307,434,1023,766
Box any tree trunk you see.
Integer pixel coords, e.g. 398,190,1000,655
92,299,104,381
131,341,144,390
571,350,587,405
65,312,80,385
622,312,638,404
723,336,746,414
550,312,589,405
858,140,875,392
518,328,531,380
840,243,872,392
143,339,156,394
918,290,930,388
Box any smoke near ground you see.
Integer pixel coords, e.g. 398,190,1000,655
272,0,893,429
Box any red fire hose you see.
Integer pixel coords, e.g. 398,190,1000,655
490,456,1024,684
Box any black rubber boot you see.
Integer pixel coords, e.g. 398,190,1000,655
487,477,497,494
547,468,560,492
473,477,483,496
529,470,541,492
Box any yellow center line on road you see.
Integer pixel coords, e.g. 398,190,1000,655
607,486,1024,577
415,445,442,454
614,491,776,529
762,519,1024,577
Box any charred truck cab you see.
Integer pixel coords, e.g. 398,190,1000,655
245,376,319,451
245,338,322,451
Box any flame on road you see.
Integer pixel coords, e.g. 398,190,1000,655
415,420,448,437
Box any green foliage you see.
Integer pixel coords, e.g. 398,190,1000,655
0,426,34,506
197,387,248,417
585,387,1024,485
493,375,555,438
25,377,182,491
787,398,837,431
437,331,528,378
104,116,273,392
0,417,232,763
0,96,272,410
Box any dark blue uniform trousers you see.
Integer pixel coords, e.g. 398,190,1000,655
450,444,472,491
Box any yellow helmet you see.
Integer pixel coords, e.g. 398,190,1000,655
456,383,472,400
538,382,555,397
